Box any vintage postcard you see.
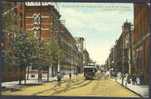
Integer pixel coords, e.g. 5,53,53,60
1,1,150,98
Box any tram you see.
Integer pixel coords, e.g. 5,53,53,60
83,63,97,80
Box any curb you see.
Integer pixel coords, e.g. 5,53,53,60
114,80,144,98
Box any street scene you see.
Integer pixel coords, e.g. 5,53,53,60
2,72,138,97
1,1,150,98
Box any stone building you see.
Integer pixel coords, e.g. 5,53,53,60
114,34,123,72
75,37,84,52
121,21,133,74
75,37,85,72
57,23,82,74
83,49,90,66
106,21,133,74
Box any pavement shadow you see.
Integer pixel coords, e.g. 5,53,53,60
23,83,43,86
50,80,92,95
32,81,67,95
32,75,93,96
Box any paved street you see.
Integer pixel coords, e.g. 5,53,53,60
2,73,139,97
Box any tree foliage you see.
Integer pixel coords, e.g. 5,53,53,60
2,2,20,33
36,38,65,69
4,30,65,82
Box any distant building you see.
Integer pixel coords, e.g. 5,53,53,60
57,23,82,74
75,37,85,72
105,58,110,70
106,21,133,74
114,34,123,72
83,49,90,66
122,21,133,74
75,37,84,52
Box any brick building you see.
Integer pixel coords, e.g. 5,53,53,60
133,3,150,84
2,2,26,82
24,5,60,40
2,2,85,81
19,3,83,78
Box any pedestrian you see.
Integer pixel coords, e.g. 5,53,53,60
69,72,72,80
140,72,144,85
127,74,131,84
124,73,129,86
117,72,122,79
57,72,61,86
132,74,136,85
105,70,110,79
136,76,140,85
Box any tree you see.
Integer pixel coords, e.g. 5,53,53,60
5,32,37,85
24,32,39,83
2,2,20,33
42,39,57,81
39,39,64,82
4,30,65,84
2,2,23,83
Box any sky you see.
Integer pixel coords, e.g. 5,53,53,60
55,3,134,65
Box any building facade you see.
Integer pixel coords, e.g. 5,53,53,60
83,49,90,66
2,2,26,82
122,21,133,74
105,3,150,84
20,3,84,78
3,2,86,81
106,21,133,75
75,37,85,72
57,23,82,74
133,3,150,84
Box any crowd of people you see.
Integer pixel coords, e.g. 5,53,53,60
100,68,145,86
115,71,145,86
56,69,145,87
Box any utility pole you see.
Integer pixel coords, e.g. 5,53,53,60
129,23,133,75
122,34,125,86
37,2,42,82
57,21,61,73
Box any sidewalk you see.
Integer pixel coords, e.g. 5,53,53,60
112,78,149,98
1,77,57,89
1,74,78,89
